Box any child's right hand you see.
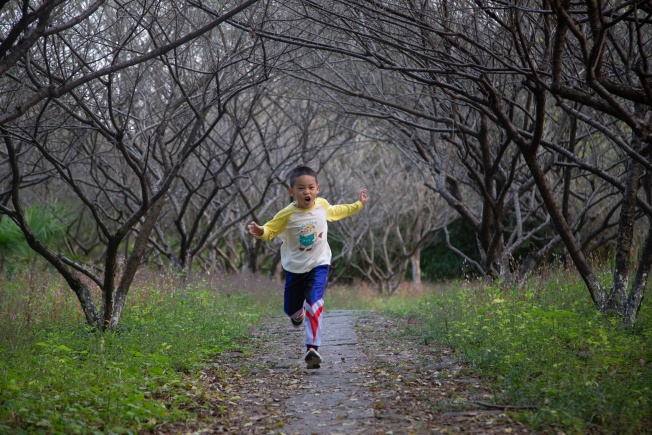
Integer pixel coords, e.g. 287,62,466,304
358,189,369,206
248,221,264,237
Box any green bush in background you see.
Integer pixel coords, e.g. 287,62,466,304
0,202,71,274
420,219,480,281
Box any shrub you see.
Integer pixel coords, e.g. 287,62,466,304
0,272,263,434
408,272,652,433
0,202,71,274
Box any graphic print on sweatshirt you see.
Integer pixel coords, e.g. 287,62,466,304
298,220,323,251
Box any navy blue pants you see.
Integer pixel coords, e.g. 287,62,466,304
284,264,328,349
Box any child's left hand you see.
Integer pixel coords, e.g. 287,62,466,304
248,221,264,237
358,189,369,205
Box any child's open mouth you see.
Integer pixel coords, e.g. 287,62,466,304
304,197,311,204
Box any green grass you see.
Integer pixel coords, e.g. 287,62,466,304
0,271,271,434
403,270,652,434
3,268,651,434
326,281,431,310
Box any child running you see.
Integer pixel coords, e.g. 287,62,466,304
248,166,368,369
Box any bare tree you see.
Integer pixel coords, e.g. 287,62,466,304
241,1,595,279
149,90,279,274
237,0,651,322
320,129,448,293
233,77,367,276
541,0,652,323
446,0,652,322
0,0,269,329
4,0,650,325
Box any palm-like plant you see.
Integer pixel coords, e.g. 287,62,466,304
0,203,70,272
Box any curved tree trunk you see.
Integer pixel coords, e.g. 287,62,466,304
4,130,100,326
109,195,167,329
488,85,609,310
522,147,607,309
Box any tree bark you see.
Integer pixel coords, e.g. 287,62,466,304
411,248,422,288
521,147,607,310
109,195,166,329
625,221,652,324
608,130,643,316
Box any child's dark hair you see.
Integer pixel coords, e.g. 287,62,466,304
288,166,318,187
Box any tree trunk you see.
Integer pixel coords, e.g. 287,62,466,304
624,220,652,324
100,239,121,328
269,250,282,282
562,115,577,222
26,234,100,327
411,248,422,288
109,195,166,329
521,148,607,309
609,142,642,315
3,130,101,325
488,82,608,310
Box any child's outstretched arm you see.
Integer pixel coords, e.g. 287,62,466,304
325,190,368,222
247,208,293,240
358,189,369,206
248,221,264,237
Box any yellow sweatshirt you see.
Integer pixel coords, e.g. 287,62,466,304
256,197,363,273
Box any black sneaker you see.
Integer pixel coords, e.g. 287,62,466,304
291,312,304,327
305,349,322,369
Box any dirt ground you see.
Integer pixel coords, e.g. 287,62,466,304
155,310,539,434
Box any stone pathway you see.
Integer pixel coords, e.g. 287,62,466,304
282,310,374,434
175,310,532,434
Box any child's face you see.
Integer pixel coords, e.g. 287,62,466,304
289,175,319,209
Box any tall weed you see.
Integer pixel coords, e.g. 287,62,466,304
410,271,652,433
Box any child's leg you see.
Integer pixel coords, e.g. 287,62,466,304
303,265,329,350
284,270,307,322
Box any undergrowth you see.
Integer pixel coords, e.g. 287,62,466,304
3,267,651,434
406,270,652,434
0,271,271,434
